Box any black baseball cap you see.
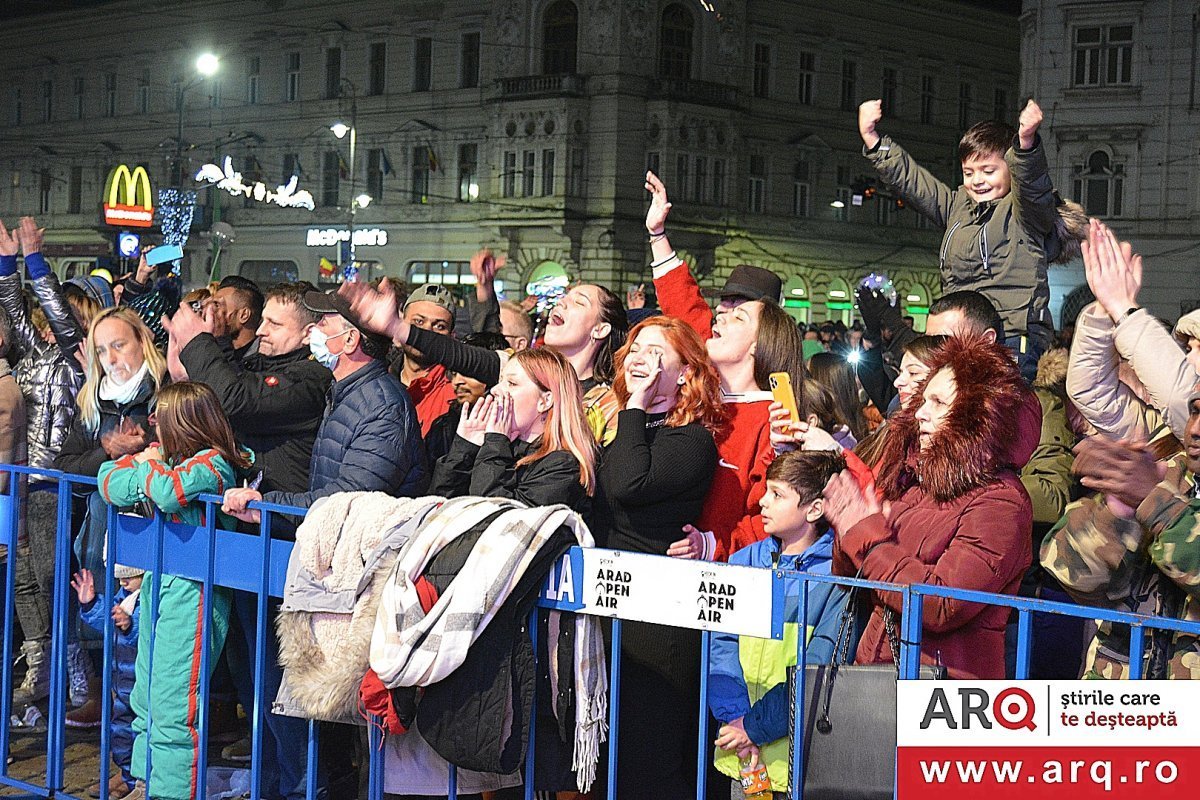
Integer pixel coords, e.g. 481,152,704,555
303,289,392,359
719,264,783,304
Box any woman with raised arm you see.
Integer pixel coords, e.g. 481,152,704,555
644,172,806,562
0,219,87,708
591,315,724,799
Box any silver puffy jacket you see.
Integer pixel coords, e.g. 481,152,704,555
0,273,84,472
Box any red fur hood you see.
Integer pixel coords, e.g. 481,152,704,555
876,336,1035,503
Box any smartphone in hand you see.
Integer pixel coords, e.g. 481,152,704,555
769,372,800,425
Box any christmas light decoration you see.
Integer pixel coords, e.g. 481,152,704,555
156,188,197,275
195,156,316,210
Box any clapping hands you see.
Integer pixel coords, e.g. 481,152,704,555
1081,219,1142,324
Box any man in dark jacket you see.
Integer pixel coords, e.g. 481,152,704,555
169,281,330,499
222,288,428,517
166,282,331,800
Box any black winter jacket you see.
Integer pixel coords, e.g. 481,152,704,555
412,514,575,776
56,373,158,478
430,433,587,511
264,359,428,509
179,334,330,496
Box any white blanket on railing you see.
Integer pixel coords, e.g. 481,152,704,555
369,495,607,791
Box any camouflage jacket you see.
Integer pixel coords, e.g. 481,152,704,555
1040,454,1200,679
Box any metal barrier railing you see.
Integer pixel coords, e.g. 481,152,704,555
0,463,1197,800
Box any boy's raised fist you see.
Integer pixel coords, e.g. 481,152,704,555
1018,99,1043,149
858,100,883,149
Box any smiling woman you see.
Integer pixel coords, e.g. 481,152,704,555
592,315,723,799
642,171,807,561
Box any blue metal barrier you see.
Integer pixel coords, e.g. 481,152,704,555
1,463,1198,800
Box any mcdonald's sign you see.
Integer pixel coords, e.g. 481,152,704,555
102,164,154,227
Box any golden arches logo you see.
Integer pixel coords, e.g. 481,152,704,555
102,164,154,227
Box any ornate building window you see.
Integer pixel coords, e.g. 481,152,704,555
658,4,694,80
543,1,578,75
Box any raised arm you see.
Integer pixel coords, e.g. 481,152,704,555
1066,302,1155,440
405,325,502,386
1084,220,1195,438
0,222,39,360
860,101,955,228
467,249,502,334
18,218,86,369
644,172,714,340
1007,100,1058,236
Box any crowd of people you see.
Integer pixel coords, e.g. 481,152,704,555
0,94,1196,800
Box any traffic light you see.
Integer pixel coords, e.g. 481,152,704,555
850,176,879,206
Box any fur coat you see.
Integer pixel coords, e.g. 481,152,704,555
835,336,1035,678
274,492,442,723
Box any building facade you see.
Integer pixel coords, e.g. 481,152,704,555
0,0,1021,327
1022,0,1200,326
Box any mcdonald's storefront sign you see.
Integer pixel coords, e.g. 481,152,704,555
102,165,154,227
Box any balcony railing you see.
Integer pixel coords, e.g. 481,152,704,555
651,77,741,108
497,73,586,99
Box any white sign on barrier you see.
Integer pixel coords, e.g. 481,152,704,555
541,548,775,638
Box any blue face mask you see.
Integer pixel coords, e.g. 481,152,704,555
308,326,353,371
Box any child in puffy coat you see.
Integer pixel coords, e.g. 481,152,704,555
72,564,143,799
707,450,851,799
98,381,255,800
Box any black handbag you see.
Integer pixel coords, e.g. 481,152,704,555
789,586,943,800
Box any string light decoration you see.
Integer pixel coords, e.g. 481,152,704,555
155,188,197,275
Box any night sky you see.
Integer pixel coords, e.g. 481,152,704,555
0,0,1022,21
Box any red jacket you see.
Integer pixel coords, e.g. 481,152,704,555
654,258,878,559
702,397,773,560
836,473,1032,678
655,258,779,560
406,364,457,437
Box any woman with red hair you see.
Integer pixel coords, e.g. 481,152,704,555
593,315,725,799
822,335,1033,679
429,347,596,511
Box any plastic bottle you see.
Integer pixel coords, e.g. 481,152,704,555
739,756,772,799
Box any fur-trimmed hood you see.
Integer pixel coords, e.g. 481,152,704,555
875,336,1030,503
1050,196,1088,264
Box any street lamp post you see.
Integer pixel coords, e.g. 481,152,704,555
173,52,219,187
331,80,372,281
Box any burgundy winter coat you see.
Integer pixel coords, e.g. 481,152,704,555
836,336,1036,679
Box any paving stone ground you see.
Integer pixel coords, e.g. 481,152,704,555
2,712,107,798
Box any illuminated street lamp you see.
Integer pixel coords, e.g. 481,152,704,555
173,52,220,186
195,52,219,77
330,80,366,278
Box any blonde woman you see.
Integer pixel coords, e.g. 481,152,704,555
57,306,167,476
54,306,167,727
